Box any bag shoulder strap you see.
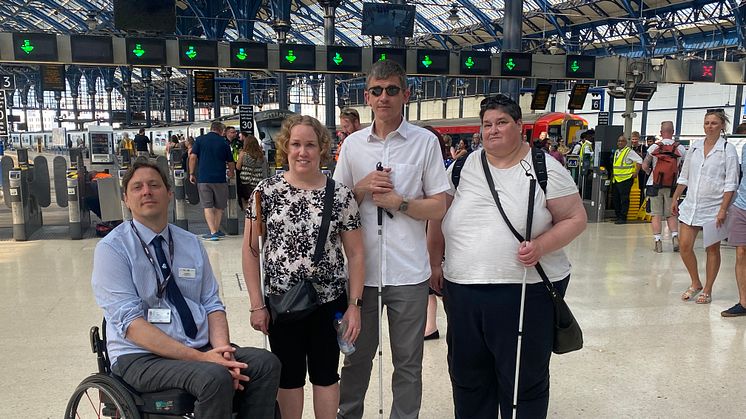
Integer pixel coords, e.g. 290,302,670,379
531,147,548,195
479,151,560,296
313,177,335,266
451,154,468,189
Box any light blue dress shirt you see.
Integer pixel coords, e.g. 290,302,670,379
91,219,224,368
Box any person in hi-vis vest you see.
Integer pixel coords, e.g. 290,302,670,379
611,135,642,224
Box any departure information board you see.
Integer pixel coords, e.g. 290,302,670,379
41,64,66,91
567,83,590,110
126,38,167,66
229,42,268,69
326,46,362,73
13,32,58,61
179,40,218,67
70,35,114,64
416,49,449,75
530,83,552,110
194,71,215,103
279,44,316,71
500,52,532,77
372,47,406,70
459,51,491,76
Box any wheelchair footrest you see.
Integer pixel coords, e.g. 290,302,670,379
139,389,196,415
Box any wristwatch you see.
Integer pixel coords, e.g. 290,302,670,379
398,197,409,212
349,297,363,307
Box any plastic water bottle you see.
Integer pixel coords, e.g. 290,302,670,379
334,312,356,355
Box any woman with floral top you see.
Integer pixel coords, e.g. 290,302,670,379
242,114,365,419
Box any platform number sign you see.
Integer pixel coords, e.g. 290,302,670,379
230,93,242,107
591,99,601,110
239,105,254,132
0,93,8,137
0,74,14,90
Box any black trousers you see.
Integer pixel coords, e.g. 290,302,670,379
443,277,569,419
612,177,634,220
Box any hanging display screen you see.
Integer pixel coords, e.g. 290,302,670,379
126,38,167,66
179,40,218,67
372,47,407,70
326,46,363,73
12,32,58,61
70,35,114,64
415,49,449,75
500,52,532,77
565,55,596,79
279,44,316,71
459,51,491,76
229,42,268,69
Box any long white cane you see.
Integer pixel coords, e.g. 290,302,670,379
254,190,269,349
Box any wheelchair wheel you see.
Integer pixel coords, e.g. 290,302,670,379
65,374,140,419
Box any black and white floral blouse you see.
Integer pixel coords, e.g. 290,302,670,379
247,174,361,304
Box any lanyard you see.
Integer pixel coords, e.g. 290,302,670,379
131,221,174,299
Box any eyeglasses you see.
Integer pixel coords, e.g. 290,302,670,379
480,94,515,109
368,86,402,97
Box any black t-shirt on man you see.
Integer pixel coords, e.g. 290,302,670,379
133,134,151,152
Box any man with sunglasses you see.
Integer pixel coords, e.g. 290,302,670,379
333,60,449,419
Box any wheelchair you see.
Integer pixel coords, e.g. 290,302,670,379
65,321,281,419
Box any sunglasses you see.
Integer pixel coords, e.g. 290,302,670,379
707,108,724,113
480,94,515,109
368,85,402,97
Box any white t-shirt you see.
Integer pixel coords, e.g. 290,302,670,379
333,118,450,287
442,149,578,285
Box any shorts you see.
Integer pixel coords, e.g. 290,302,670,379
728,206,746,246
267,293,347,389
650,187,673,217
197,183,228,209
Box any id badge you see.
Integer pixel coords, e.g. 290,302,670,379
147,308,172,324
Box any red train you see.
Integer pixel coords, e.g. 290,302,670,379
416,112,589,146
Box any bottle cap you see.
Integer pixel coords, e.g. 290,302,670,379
334,312,343,320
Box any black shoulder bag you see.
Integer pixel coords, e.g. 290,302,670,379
268,177,335,324
480,151,583,354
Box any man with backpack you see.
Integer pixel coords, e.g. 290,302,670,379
642,121,687,253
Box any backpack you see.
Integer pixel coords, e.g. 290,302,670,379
452,148,548,194
650,141,681,188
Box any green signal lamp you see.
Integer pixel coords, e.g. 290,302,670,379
285,50,297,63
570,60,580,72
379,53,387,61
421,55,433,68
505,58,516,71
132,44,145,58
333,52,343,65
236,48,247,61
464,56,475,69
20,39,34,54
185,46,197,59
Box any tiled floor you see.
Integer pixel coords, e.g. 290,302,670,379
1,217,745,418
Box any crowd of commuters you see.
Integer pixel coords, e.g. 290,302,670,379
90,57,746,419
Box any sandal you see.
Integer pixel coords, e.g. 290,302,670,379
681,287,703,301
696,293,712,304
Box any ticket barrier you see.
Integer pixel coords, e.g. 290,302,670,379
173,169,188,230
118,168,131,221
582,167,610,223
52,156,90,240
226,173,239,235
1,151,52,241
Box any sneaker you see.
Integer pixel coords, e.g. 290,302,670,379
721,303,746,317
215,230,226,237
672,236,680,252
201,232,220,241
654,240,663,253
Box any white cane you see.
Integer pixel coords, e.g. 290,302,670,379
377,204,384,419
513,175,537,419
254,190,269,349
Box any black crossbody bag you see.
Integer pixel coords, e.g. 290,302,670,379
268,177,335,324
480,151,583,354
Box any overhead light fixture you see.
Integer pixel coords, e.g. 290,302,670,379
85,11,98,31
547,40,564,55
645,17,661,38
447,4,460,25
607,82,627,99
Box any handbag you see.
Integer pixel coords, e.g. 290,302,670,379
480,151,583,354
267,177,335,324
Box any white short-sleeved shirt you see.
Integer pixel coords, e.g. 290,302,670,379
442,149,578,285
677,137,740,226
333,118,450,287
645,139,687,186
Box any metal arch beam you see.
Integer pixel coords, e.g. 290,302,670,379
533,0,570,38
0,7,36,30
617,0,649,56
414,14,452,50
225,0,262,40
455,0,497,38
21,7,70,32
726,0,746,49
181,0,215,39
292,0,357,45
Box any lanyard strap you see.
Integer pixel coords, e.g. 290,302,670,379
131,221,174,298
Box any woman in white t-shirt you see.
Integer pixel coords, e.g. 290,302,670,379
427,95,586,418
672,109,740,304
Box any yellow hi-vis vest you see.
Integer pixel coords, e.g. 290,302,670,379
578,140,592,164
613,147,635,183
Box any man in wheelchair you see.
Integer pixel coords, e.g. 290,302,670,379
90,160,281,418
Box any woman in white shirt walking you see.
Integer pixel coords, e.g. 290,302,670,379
672,109,740,304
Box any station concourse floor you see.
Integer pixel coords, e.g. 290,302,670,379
3,202,746,416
